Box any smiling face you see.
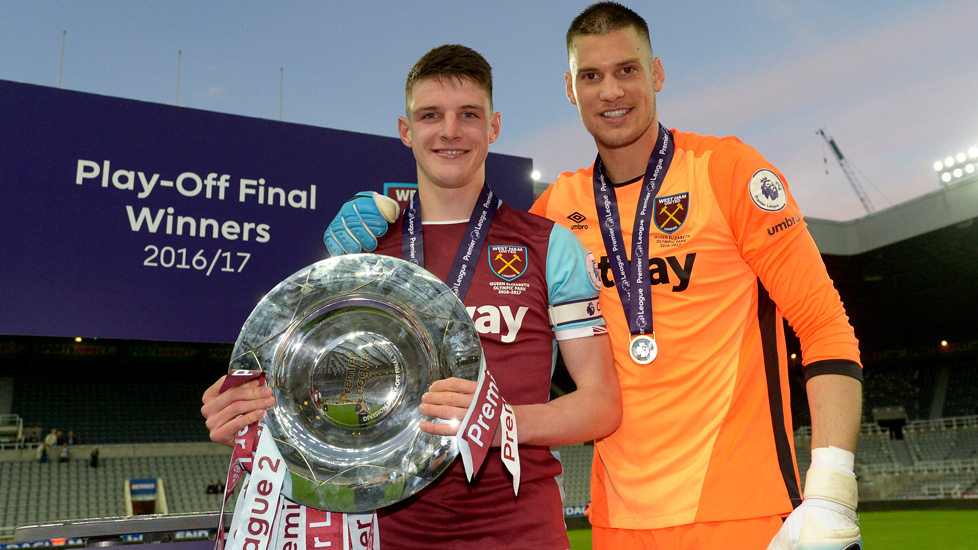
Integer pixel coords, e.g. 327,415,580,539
565,26,664,155
398,76,500,192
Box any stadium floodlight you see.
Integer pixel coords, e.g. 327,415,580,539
937,143,978,185
531,170,541,181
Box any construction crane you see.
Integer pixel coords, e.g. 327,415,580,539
817,128,875,214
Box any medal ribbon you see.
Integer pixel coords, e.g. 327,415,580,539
592,123,674,339
402,183,497,301
401,183,519,494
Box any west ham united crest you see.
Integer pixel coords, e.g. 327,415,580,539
489,245,527,281
654,192,689,234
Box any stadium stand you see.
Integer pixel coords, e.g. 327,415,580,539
853,425,897,466
4,340,227,445
861,359,941,421
942,361,978,418
850,416,978,500
906,418,978,462
1,443,602,538
556,443,593,508
0,345,236,539
0,446,233,538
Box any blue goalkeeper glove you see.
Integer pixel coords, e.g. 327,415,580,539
323,191,400,256
768,446,861,550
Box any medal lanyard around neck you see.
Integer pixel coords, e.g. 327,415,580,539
403,185,521,494
401,183,497,301
592,123,674,339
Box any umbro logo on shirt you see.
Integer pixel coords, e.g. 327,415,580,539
567,212,588,230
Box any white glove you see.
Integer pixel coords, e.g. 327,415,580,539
323,191,400,255
767,446,861,550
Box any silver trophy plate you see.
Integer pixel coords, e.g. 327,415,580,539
229,254,483,512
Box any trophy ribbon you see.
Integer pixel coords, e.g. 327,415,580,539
272,503,343,550
215,370,379,550
225,427,287,550
267,501,378,550
457,365,521,495
500,403,520,496
215,369,265,550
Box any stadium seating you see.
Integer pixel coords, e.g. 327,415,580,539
0,446,601,535
854,427,897,465
4,424,978,538
855,417,978,499
0,450,233,533
556,444,593,507
942,362,978,417
10,374,215,444
907,428,956,461
888,469,978,499
905,419,978,463
861,360,941,421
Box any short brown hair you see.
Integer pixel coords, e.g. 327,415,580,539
566,2,651,53
405,44,493,112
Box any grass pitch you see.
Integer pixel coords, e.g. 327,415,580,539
568,509,978,549
859,510,978,548
567,528,592,549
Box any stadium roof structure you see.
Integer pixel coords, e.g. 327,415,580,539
806,176,978,352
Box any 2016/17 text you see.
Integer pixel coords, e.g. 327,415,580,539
143,246,251,276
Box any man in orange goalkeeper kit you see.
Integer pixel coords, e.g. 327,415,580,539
323,3,863,549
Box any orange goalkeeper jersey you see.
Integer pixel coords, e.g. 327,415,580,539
531,131,861,530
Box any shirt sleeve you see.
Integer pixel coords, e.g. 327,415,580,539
545,223,606,341
708,138,862,379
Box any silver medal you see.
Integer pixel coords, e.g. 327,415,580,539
629,334,657,364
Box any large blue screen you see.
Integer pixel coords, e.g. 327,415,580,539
0,80,533,343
